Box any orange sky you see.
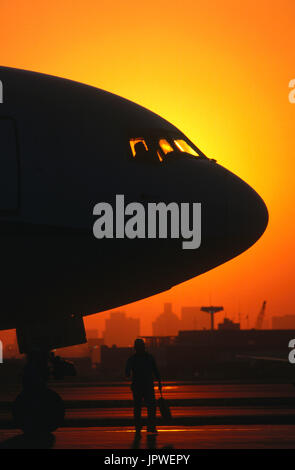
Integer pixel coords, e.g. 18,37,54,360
0,0,294,338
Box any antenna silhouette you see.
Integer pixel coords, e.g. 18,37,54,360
201,306,224,330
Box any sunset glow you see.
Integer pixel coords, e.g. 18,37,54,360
1,0,294,336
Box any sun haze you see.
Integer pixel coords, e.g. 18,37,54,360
0,0,294,334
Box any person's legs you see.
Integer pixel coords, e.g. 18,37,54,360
144,383,156,432
131,385,143,432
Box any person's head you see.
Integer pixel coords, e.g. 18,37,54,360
134,338,145,353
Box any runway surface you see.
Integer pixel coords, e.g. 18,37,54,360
1,382,295,448
1,382,295,402
1,406,295,423
1,425,295,449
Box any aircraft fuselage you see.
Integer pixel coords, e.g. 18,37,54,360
0,67,268,330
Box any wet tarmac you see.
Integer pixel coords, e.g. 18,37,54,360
1,382,295,402
1,382,295,448
1,425,295,449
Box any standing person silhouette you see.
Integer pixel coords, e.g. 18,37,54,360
125,339,162,436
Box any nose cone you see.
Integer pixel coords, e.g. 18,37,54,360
226,171,269,255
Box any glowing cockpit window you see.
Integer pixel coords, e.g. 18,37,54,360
129,138,148,157
159,139,174,155
174,139,199,157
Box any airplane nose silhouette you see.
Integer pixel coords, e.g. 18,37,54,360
226,172,269,252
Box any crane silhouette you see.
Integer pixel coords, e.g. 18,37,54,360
255,301,267,330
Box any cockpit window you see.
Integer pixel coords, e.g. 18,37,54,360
129,134,205,164
173,139,199,157
129,138,148,157
159,139,174,155
130,137,161,164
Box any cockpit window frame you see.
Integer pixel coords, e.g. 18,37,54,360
127,128,208,164
129,137,149,158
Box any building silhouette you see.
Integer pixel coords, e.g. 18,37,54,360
272,315,295,329
88,337,104,364
99,329,295,381
103,311,140,347
218,318,240,330
180,306,211,330
100,345,132,379
152,303,180,336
